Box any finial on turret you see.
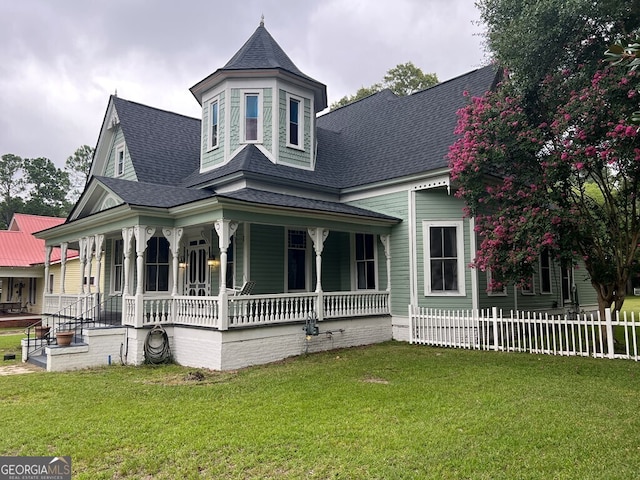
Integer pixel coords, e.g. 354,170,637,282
260,14,264,27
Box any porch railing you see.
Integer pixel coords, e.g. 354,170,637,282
121,290,390,329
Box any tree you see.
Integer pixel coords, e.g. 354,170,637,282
0,154,24,228
23,157,71,218
448,65,640,318
477,0,640,105
65,144,94,203
330,62,438,109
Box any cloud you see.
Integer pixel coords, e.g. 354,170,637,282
0,0,486,168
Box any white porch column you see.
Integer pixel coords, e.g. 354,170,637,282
214,219,239,293
86,236,95,294
379,234,391,292
122,228,134,295
307,228,329,293
79,237,89,294
94,234,105,296
133,226,156,295
162,227,184,296
43,246,52,293
59,243,68,294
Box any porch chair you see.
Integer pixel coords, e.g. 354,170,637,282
229,280,256,296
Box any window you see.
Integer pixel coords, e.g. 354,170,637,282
487,270,507,296
244,93,259,142
423,221,465,295
287,229,307,291
209,99,219,149
145,237,170,292
226,237,235,288
48,274,54,294
83,277,96,286
112,239,124,293
287,95,303,148
521,276,535,295
355,233,376,289
116,144,125,176
540,249,552,294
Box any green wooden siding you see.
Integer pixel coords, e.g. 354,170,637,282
104,127,137,181
414,189,473,310
201,92,226,170
249,224,285,294
277,89,312,168
322,231,350,291
348,191,409,316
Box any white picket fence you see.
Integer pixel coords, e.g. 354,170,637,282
409,306,640,361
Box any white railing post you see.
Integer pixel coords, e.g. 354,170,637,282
605,308,615,359
219,291,229,330
134,293,144,328
492,306,499,351
317,291,324,321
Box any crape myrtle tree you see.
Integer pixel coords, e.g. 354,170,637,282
448,65,640,317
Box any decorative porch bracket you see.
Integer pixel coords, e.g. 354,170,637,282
94,234,105,296
308,227,329,320
379,234,391,292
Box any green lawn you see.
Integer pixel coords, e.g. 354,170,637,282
0,342,639,479
621,295,640,316
0,329,23,364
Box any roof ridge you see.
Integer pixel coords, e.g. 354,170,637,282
111,95,200,122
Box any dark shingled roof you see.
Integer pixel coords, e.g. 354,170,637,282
96,176,214,208
217,188,399,221
112,96,200,185
222,23,321,86
315,65,500,188
105,66,498,213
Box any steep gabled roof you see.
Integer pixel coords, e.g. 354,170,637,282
316,65,500,189
9,213,66,235
111,97,201,185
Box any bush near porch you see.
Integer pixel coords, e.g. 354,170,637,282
0,342,638,479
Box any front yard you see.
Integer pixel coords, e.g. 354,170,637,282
0,341,638,479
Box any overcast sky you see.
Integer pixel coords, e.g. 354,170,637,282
0,0,488,169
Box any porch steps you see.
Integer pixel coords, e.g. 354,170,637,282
27,354,46,370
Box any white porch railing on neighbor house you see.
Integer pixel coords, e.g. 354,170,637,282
121,290,390,329
409,306,640,361
44,293,99,317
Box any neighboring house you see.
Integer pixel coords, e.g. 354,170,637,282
35,20,597,371
0,214,86,315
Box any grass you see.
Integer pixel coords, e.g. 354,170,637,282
0,328,23,364
0,342,639,479
621,295,640,316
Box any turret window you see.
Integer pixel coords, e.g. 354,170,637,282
209,99,219,149
286,94,304,150
244,93,259,142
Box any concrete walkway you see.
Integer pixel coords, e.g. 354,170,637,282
0,363,41,376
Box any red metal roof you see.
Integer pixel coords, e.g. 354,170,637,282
0,214,77,267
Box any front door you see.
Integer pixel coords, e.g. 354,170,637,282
185,239,210,296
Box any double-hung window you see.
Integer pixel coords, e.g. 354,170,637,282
487,270,507,296
423,220,465,295
112,239,124,293
539,249,552,294
355,233,376,289
244,93,259,142
287,94,303,149
209,99,219,149
145,237,170,292
115,144,125,176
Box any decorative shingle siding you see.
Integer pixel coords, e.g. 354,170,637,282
263,88,273,154
229,89,241,154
